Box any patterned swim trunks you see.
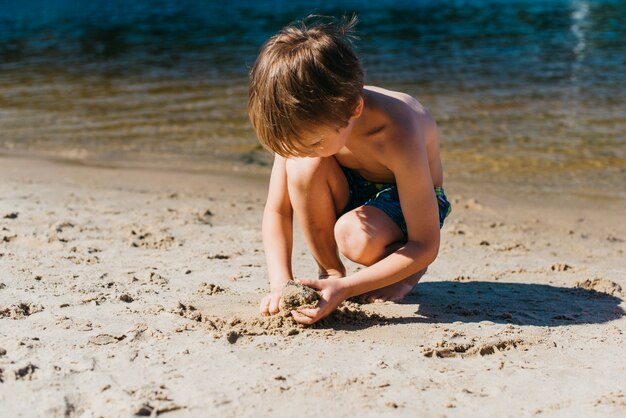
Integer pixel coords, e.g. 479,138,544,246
339,167,452,236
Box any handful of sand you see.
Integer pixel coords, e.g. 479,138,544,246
280,280,320,311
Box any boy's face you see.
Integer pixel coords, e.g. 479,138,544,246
299,98,363,158
300,121,353,158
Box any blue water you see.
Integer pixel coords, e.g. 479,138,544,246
1,0,625,193
2,0,624,88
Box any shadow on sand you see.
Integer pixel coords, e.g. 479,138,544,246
404,280,625,326
318,281,624,330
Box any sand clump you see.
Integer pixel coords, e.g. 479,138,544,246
129,227,177,249
0,303,44,319
422,338,529,358
280,280,320,311
14,363,38,381
575,278,623,296
172,298,387,342
196,282,226,295
173,302,302,338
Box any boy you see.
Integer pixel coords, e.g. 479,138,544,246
248,16,451,325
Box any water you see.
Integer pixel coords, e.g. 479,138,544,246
1,0,625,195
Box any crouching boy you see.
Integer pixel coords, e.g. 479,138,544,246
248,16,451,324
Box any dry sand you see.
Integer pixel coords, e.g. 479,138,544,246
0,155,625,417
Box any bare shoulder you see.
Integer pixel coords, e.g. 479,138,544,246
364,86,436,145
362,86,443,185
364,85,430,116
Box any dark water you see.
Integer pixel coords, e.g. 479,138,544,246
1,0,625,195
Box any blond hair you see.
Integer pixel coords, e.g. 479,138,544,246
248,15,364,157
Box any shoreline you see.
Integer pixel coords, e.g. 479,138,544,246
0,155,625,416
2,145,625,202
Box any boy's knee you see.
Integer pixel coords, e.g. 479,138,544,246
285,157,325,189
334,214,385,266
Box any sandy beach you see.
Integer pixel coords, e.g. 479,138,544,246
0,154,624,417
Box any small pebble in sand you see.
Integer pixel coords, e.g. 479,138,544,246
280,280,320,311
2,235,17,243
226,331,240,344
119,294,134,303
0,347,7,356
15,363,38,380
197,209,214,225
135,404,154,416
3,212,18,219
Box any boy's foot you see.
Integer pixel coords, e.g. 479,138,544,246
361,268,426,303
318,267,346,280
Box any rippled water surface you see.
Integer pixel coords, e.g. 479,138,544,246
1,0,625,195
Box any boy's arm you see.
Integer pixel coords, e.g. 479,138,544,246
338,123,440,297
292,114,440,323
342,114,440,296
260,154,294,314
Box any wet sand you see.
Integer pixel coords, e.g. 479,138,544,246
0,155,625,417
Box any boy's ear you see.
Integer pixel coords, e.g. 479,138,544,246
353,97,364,118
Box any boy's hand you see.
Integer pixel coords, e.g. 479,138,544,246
259,291,282,315
290,278,348,325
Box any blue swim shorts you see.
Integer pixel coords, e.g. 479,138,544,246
339,167,452,236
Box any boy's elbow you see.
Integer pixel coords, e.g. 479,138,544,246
409,235,439,266
407,240,439,266
425,240,439,265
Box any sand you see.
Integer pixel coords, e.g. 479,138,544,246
280,280,320,311
0,155,625,417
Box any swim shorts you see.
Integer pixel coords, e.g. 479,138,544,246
339,167,452,236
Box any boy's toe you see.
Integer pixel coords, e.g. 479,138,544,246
366,294,386,303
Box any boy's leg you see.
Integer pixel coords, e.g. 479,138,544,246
334,205,426,302
285,157,349,278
